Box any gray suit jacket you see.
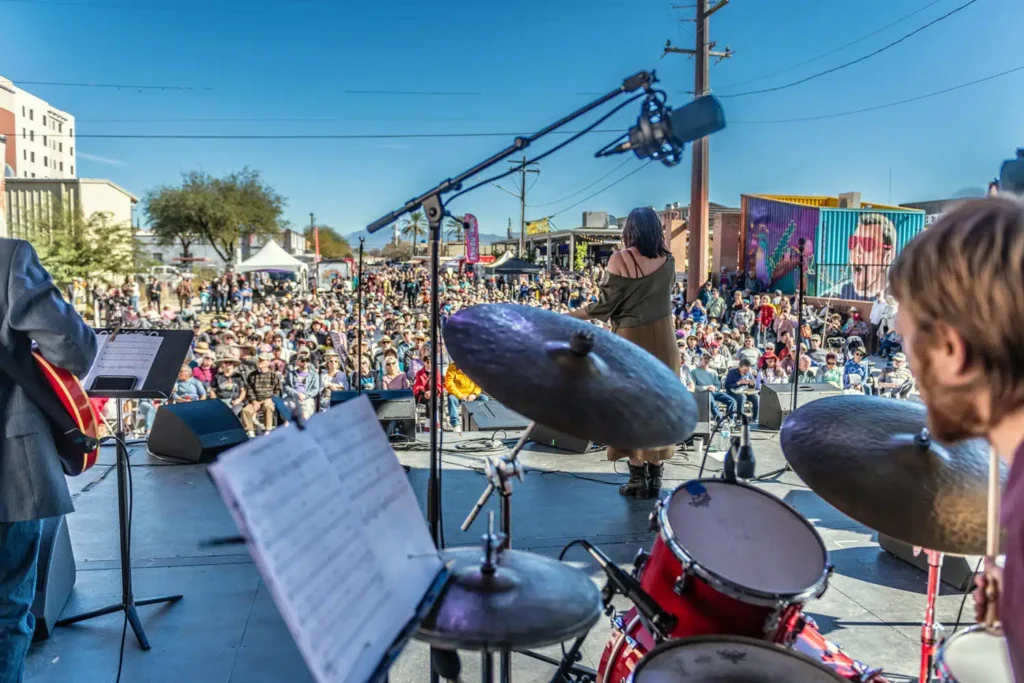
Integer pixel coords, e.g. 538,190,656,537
0,238,98,522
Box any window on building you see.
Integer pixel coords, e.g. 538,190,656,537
28,109,33,121
70,147,74,157
30,152,35,162
29,131,33,142
60,162,64,172
43,156,48,166
31,173,35,178
43,135,47,145
60,123,64,133
70,165,74,175
22,150,26,161
42,115,46,125
59,142,63,152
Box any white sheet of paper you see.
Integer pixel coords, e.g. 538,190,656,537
82,330,165,391
209,396,441,683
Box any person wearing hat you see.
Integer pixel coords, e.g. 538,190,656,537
192,351,216,386
321,350,349,396
241,353,283,436
876,352,915,399
190,341,212,369
211,351,247,416
171,365,208,403
284,351,321,419
807,334,827,365
757,349,788,385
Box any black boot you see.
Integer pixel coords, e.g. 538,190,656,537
645,463,664,499
619,463,650,498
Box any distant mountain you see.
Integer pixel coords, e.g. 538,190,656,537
345,229,507,249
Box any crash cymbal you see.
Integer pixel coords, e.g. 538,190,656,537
417,547,602,651
780,395,1007,555
442,304,697,449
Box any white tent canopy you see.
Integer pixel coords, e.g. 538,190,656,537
236,240,308,275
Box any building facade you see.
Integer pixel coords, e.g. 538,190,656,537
3,178,137,240
0,76,77,180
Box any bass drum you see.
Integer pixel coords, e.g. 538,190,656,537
935,625,1013,683
627,634,847,682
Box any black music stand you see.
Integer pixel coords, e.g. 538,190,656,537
56,328,194,650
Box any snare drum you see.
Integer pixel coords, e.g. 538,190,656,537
935,625,1013,682
640,479,831,640
627,635,847,682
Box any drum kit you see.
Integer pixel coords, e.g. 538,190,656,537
412,304,1013,683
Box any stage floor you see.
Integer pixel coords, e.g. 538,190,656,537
27,427,967,682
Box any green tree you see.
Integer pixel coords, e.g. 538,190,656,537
381,240,413,261
305,225,353,259
144,167,285,264
34,204,143,283
574,243,587,272
445,214,466,243
401,210,426,256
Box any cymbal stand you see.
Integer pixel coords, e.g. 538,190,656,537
916,547,943,683
461,426,597,683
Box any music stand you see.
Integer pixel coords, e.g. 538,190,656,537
56,328,194,650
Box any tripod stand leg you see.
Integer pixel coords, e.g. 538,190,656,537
126,602,150,650
55,602,124,625
500,651,512,683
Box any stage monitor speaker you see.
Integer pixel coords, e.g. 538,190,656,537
31,515,76,641
462,401,531,432
877,533,981,591
758,382,843,431
148,401,248,463
330,390,416,437
689,389,715,443
526,422,594,454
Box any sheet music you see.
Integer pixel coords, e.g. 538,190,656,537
82,330,164,391
210,396,441,683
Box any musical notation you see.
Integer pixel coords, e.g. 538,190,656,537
209,396,441,683
82,330,165,391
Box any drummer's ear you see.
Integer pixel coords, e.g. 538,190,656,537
932,322,973,384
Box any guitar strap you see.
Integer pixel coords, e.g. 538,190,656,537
0,345,97,454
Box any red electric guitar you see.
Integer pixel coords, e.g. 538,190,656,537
0,347,100,476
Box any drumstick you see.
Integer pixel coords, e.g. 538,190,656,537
985,444,1001,628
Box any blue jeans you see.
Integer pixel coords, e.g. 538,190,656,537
138,400,158,432
708,391,737,420
447,394,488,427
728,390,759,422
0,520,43,683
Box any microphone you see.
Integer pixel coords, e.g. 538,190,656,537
736,413,755,479
580,540,676,639
596,93,726,167
431,648,462,682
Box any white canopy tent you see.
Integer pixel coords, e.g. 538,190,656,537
236,241,309,290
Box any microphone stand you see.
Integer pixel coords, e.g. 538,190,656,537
752,238,806,483
355,236,365,395
364,70,656,550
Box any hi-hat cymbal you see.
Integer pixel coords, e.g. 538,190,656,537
417,547,602,651
442,304,697,449
780,395,1007,555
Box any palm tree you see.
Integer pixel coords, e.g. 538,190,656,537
445,215,465,244
401,210,426,255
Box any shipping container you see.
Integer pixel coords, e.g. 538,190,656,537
757,195,834,208
815,208,924,300
740,195,820,295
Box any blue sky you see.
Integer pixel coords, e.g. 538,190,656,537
4,0,1022,238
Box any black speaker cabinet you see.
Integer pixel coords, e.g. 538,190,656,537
758,382,843,431
878,533,981,591
31,515,76,641
690,389,715,443
330,390,416,436
526,423,594,454
148,401,248,463
462,401,531,432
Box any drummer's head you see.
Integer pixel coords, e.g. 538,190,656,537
889,196,1024,443
622,207,670,259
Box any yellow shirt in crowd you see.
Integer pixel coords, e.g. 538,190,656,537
444,364,481,400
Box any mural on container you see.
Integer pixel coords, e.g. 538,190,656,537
744,197,818,294
816,211,908,301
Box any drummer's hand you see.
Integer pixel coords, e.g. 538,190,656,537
973,557,1002,623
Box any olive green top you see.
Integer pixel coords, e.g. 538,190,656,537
586,255,675,329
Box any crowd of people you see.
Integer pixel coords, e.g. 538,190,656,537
91,258,914,440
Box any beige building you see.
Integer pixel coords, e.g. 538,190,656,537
3,177,138,240
0,75,77,180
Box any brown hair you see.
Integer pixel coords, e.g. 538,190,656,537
888,196,1024,424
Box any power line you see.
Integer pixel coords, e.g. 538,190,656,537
546,162,653,220
718,0,982,98
733,63,1024,123
528,157,632,207
715,0,943,91
12,79,210,91
3,129,628,140
343,89,481,96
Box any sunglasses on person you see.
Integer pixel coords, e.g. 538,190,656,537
826,361,836,366
848,235,893,252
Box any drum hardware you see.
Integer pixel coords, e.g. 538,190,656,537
934,623,1013,683
631,549,649,578
919,548,945,683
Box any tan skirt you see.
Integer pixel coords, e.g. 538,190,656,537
607,313,681,465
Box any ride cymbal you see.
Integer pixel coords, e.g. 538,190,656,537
417,547,602,651
442,304,696,449
780,395,1007,555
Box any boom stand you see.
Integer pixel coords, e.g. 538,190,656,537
752,238,806,483
363,69,656,549
56,399,183,649
461,427,597,683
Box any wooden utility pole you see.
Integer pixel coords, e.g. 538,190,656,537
511,156,540,257
665,0,731,302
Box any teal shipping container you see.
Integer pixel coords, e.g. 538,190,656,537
814,208,925,301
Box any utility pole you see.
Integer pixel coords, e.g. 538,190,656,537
665,0,732,302
510,156,540,257
310,212,321,263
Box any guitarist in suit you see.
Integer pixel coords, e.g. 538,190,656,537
0,239,97,682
